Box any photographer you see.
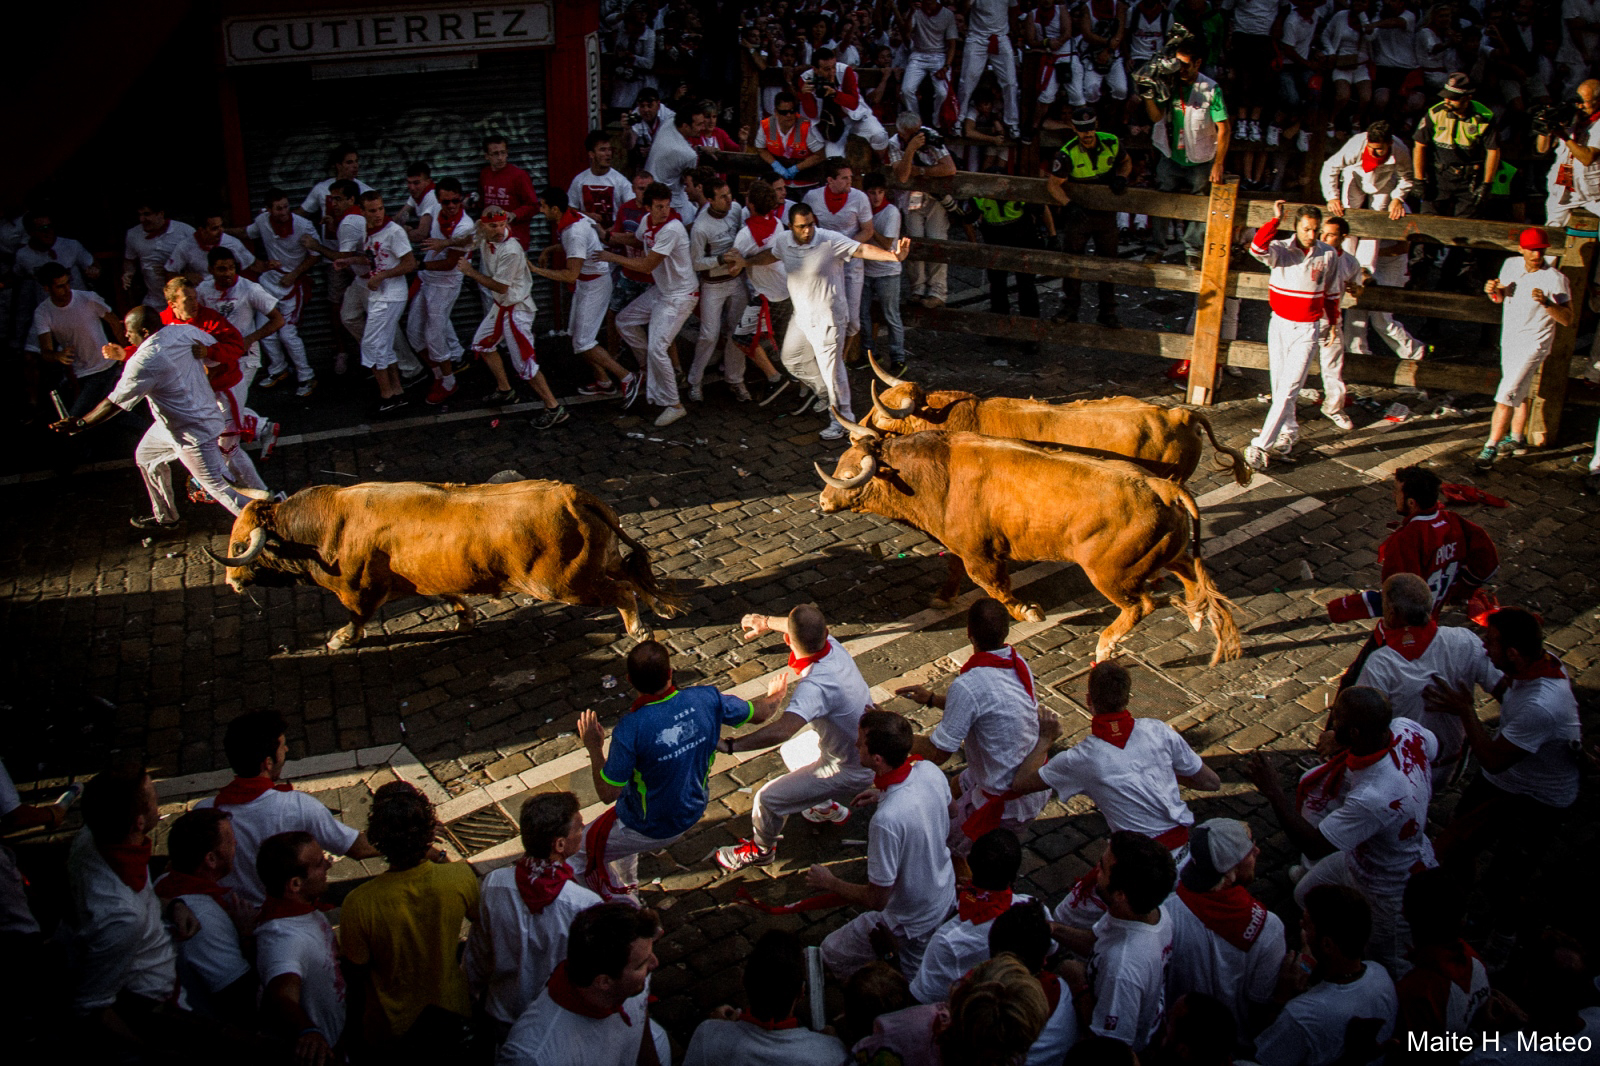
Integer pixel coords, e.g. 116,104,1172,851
1537,80,1600,228
1048,108,1131,328
798,47,891,157
888,112,958,309
1140,32,1230,268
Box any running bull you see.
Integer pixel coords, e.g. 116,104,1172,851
207,476,684,649
816,418,1242,664
863,355,1251,486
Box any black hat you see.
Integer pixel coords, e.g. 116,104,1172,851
1441,72,1475,99
1070,107,1099,129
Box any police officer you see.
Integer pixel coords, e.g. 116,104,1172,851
1413,73,1500,219
1048,107,1132,328
971,170,1043,341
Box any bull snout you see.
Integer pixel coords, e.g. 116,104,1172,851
225,572,250,593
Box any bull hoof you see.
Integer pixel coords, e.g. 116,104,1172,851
629,628,655,644
1095,641,1122,662
929,595,954,609
327,626,361,650
455,611,478,633
1020,604,1045,623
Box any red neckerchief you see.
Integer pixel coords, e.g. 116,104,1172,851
1037,971,1063,1015
738,1010,801,1030
1296,732,1397,808
154,871,229,901
556,208,587,235
746,212,779,245
1091,711,1136,749
437,206,465,234
212,280,236,300
788,640,832,673
1175,883,1269,953
957,885,1014,924
103,839,152,893
641,210,682,249
874,754,923,792
1377,620,1438,662
824,186,850,214
215,775,294,807
630,685,677,713
269,215,294,238
547,960,632,1025
960,646,1036,702
1407,939,1482,990
1509,652,1566,682
515,856,576,915
1360,143,1390,172
258,896,334,924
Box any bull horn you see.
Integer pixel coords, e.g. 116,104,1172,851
868,351,909,388
813,454,877,490
204,527,268,567
871,381,915,421
830,407,881,441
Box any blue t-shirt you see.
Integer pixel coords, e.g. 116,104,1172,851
601,686,753,838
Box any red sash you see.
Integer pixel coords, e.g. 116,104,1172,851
1376,620,1438,662
1509,653,1567,682
515,857,576,915
874,754,922,791
961,787,1026,841
1175,883,1269,953
154,871,229,901
257,896,334,923
547,960,633,1025
1152,824,1192,851
788,641,832,673
104,839,153,893
215,775,293,807
739,1010,802,1030
1038,971,1063,1015
956,885,1014,924
960,647,1035,703
1090,712,1136,749
1296,732,1397,809
581,807,633,901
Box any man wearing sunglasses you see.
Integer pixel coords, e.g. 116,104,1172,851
410,178,477,405
755,92,825,197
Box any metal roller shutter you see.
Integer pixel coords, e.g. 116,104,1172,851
235,50,552,363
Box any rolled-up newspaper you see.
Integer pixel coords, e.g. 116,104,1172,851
51,390,70,422
806,945,826,1031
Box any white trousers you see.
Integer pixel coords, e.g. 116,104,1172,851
905,201,950,300
618,287,698,407
1253,317,1322,450
1347,238,1426,361
343,284,423,375
690,280,749,386
405,279,465,363
1070,56,1130,106
136,422,259,522
841,260,865,337
901,51,951,116
260,283,312,381
1320,342,1347,417
573,815,685,904
1292,850,1412,976
218,356,265,465
1035,48,1076,104
1496,342,1551,407
471,305,540,380
1588,419,1600,474
750,757,874,848
780,309,854,430
824,112,891,158
958,36,1020,130
569,274,614,355
821,909,938,983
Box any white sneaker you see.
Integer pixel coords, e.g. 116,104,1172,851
811,395,830,414
687,383,704,402
730,382,752,402
1325,409,1354,431
801,800,851,824
654,405,687,427
1297,130,1311,152
819,423,847,441
1245,445,1270,472
1269,439,1295,459
1266,125,1281,147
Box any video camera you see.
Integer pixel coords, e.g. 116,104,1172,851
1133,29,1199,104
1530,99,1584,138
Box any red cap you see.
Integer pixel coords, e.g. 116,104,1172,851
1519,228,1550,250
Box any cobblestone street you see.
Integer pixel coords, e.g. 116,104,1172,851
4,322,1599,1046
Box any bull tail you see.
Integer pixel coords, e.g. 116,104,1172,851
1186,557,1243,665
1178,489,1202,560
1192,413,1253,487
584,501,688,619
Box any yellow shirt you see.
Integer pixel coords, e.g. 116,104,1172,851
339,860,481,1039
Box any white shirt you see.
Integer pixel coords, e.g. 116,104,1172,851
419,210,476,287
1088,908,1174,1051
108,323,225,445
1320,134,1417,205
256,910,345,1047
1497,256,1571,355
67,829,177,1011
642,217,697,299
644,123,699,218
803,187,873,242
869,760,958,940
1317,718,1438,901
909,892,1034,1003
1549,118,1600,205
1354,627,1502,771
475,234,539,313
910,5,959,53
1482,663,1582,808
362,220,412,303
567,168,635,229
1281,10,1320,62
1027,983,1081,1065
1254,963,1398,1066
1038,718,1204,839
967,0,1018,39
864,203,902,278
1231,0,1282,35
156,883,251,1017
335,212,367,256
300,176,373,221
772,227,859,324
733,216,789,303
197,788,360,907
1166,891,1288,1028
404,185,440,226
15,236,94,289
462,868,602,1026
33,291,116,377
497,979,670,1066
784,637,873,773
932,648,1049,827
164,233,256,279
125,220,196,308
682,1018,848,1066
247,211,318,280
691,203,747,280
1369,10,1417,67
559,213,610,279
198,277,279,359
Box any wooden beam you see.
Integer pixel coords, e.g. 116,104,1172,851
1235,200,1567,254
1528,210,1598,445
1188,178,1239,405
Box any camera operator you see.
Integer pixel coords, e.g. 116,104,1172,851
1048,107,1131,328
1140,33,1230,268
888,112,958,309
1537,80,1600,228
799,48,891,158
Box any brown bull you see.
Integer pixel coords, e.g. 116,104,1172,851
206,478,684,649
862,354,1251,486
815,418,1242,664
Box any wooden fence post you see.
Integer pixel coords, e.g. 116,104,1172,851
1528,208,1597,446
1186,177,1238,406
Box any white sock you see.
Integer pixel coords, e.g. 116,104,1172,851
441,373,456,388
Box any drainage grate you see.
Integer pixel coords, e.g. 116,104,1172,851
442,805,519,856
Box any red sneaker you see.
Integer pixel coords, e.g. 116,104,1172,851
1166,360,1191,382
426,380,458,405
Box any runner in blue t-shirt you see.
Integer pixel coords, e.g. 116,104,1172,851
576,640,786,901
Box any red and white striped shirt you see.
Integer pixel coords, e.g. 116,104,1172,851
1250,218,1343,323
